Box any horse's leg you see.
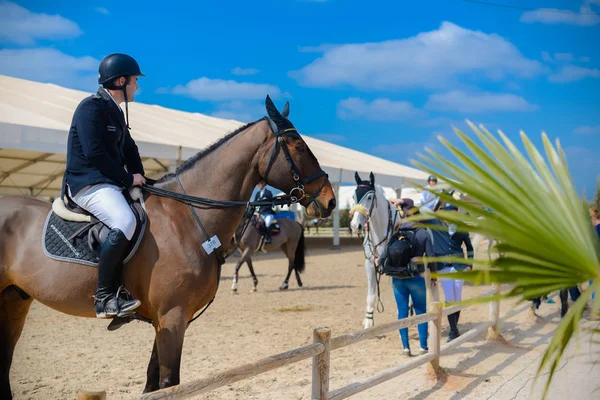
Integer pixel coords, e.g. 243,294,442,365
246,258,258,292
231,248,252,293
279,243,293,291
363,259,377,329
289,231,304,289
143,339,160,393
0,286,33,399
155,308,187,389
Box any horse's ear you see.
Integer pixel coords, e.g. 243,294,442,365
355,172,362,185
369,172,375,186
265,95,282,122
266,116,279,135
281,101,290,118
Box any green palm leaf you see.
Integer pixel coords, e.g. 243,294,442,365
408,121,600,399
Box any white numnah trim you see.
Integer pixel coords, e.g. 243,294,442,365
129,187,142,202
52,198,92,223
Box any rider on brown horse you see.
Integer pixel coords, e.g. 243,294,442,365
62,53,146,319
254,180,276,243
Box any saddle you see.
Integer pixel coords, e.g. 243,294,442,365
253,214,280,236
42,187,147,267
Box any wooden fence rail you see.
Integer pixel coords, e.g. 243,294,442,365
82,284,527,400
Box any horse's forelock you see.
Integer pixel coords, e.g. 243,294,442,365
349,204,369,218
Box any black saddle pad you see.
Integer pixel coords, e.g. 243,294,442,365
254,223,280,236
42,202,147,267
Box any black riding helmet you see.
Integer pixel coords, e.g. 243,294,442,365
98,53,144,86
428,175,438,183
98,53,144,128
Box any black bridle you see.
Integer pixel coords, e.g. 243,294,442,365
263,124,329,207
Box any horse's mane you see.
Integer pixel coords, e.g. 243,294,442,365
155,118,264,184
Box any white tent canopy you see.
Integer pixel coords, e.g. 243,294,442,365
0,74,428,196
0,74,429,247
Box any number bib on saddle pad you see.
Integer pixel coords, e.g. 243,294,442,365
42,195,147,267
379,229,420,278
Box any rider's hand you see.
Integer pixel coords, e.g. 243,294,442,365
431,278,437,287
374,257,380,267
390,198,403,207
132,173,146,187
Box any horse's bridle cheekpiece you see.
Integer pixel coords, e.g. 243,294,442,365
263,104,328,207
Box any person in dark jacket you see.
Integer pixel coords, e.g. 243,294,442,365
254,181,276,243
63,53,146,319
430,203,474,341
377,198,437,356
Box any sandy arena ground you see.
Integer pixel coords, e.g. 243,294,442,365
10,236,600,399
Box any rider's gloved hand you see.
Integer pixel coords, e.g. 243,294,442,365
132,173,146,187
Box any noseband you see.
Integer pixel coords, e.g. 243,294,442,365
263,125,329,206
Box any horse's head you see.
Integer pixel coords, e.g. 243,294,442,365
350,171,377,234
259,95,336,218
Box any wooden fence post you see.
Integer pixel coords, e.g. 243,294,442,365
312,327,331,400
78,390,106,400
427,301,443,374
487,283,501,340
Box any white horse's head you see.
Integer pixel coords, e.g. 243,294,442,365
350,172,389,235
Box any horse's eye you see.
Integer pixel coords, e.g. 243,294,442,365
295,145,306,152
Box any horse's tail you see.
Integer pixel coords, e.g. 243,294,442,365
293,224,305,274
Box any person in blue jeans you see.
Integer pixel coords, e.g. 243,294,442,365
378,198,437,356
591,207,600,301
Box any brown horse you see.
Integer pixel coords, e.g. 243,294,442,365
0,96,336,397
230,214,305,292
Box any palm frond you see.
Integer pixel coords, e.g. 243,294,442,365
407,121,600,399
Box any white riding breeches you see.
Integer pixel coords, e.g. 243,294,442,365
439,266,464,303
263,214,274,228
69,183,137,241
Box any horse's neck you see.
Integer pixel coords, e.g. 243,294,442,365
177,121,268,203
368,190,390,243
160,120,271,242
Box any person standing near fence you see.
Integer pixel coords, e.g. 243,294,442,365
430,203,473,341
591,207,600,302
377,198,437,356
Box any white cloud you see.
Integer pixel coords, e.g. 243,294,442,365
426,91,538,113
337,98,425,121
521,4,600,26
574,125,600,135
211,100,265,122
95,7,109,15
549,65,600,83
508,81,521,90
298,44,336,53
169,77,281,101
371,133,443,163
306,133,346,143
580,56,591,62
290,21,543,90
231,67,259,76
0,2,82,45
554,53,576,62
0,48,98,91
542,52,584,63
564,146,600,168
542,51,553,62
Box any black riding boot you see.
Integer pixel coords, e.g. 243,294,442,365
264,225,273,244
94,229,141,318
447,313,460,341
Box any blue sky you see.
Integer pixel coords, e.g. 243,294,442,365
0,0,598,193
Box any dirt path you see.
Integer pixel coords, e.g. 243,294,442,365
10,237,598,399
